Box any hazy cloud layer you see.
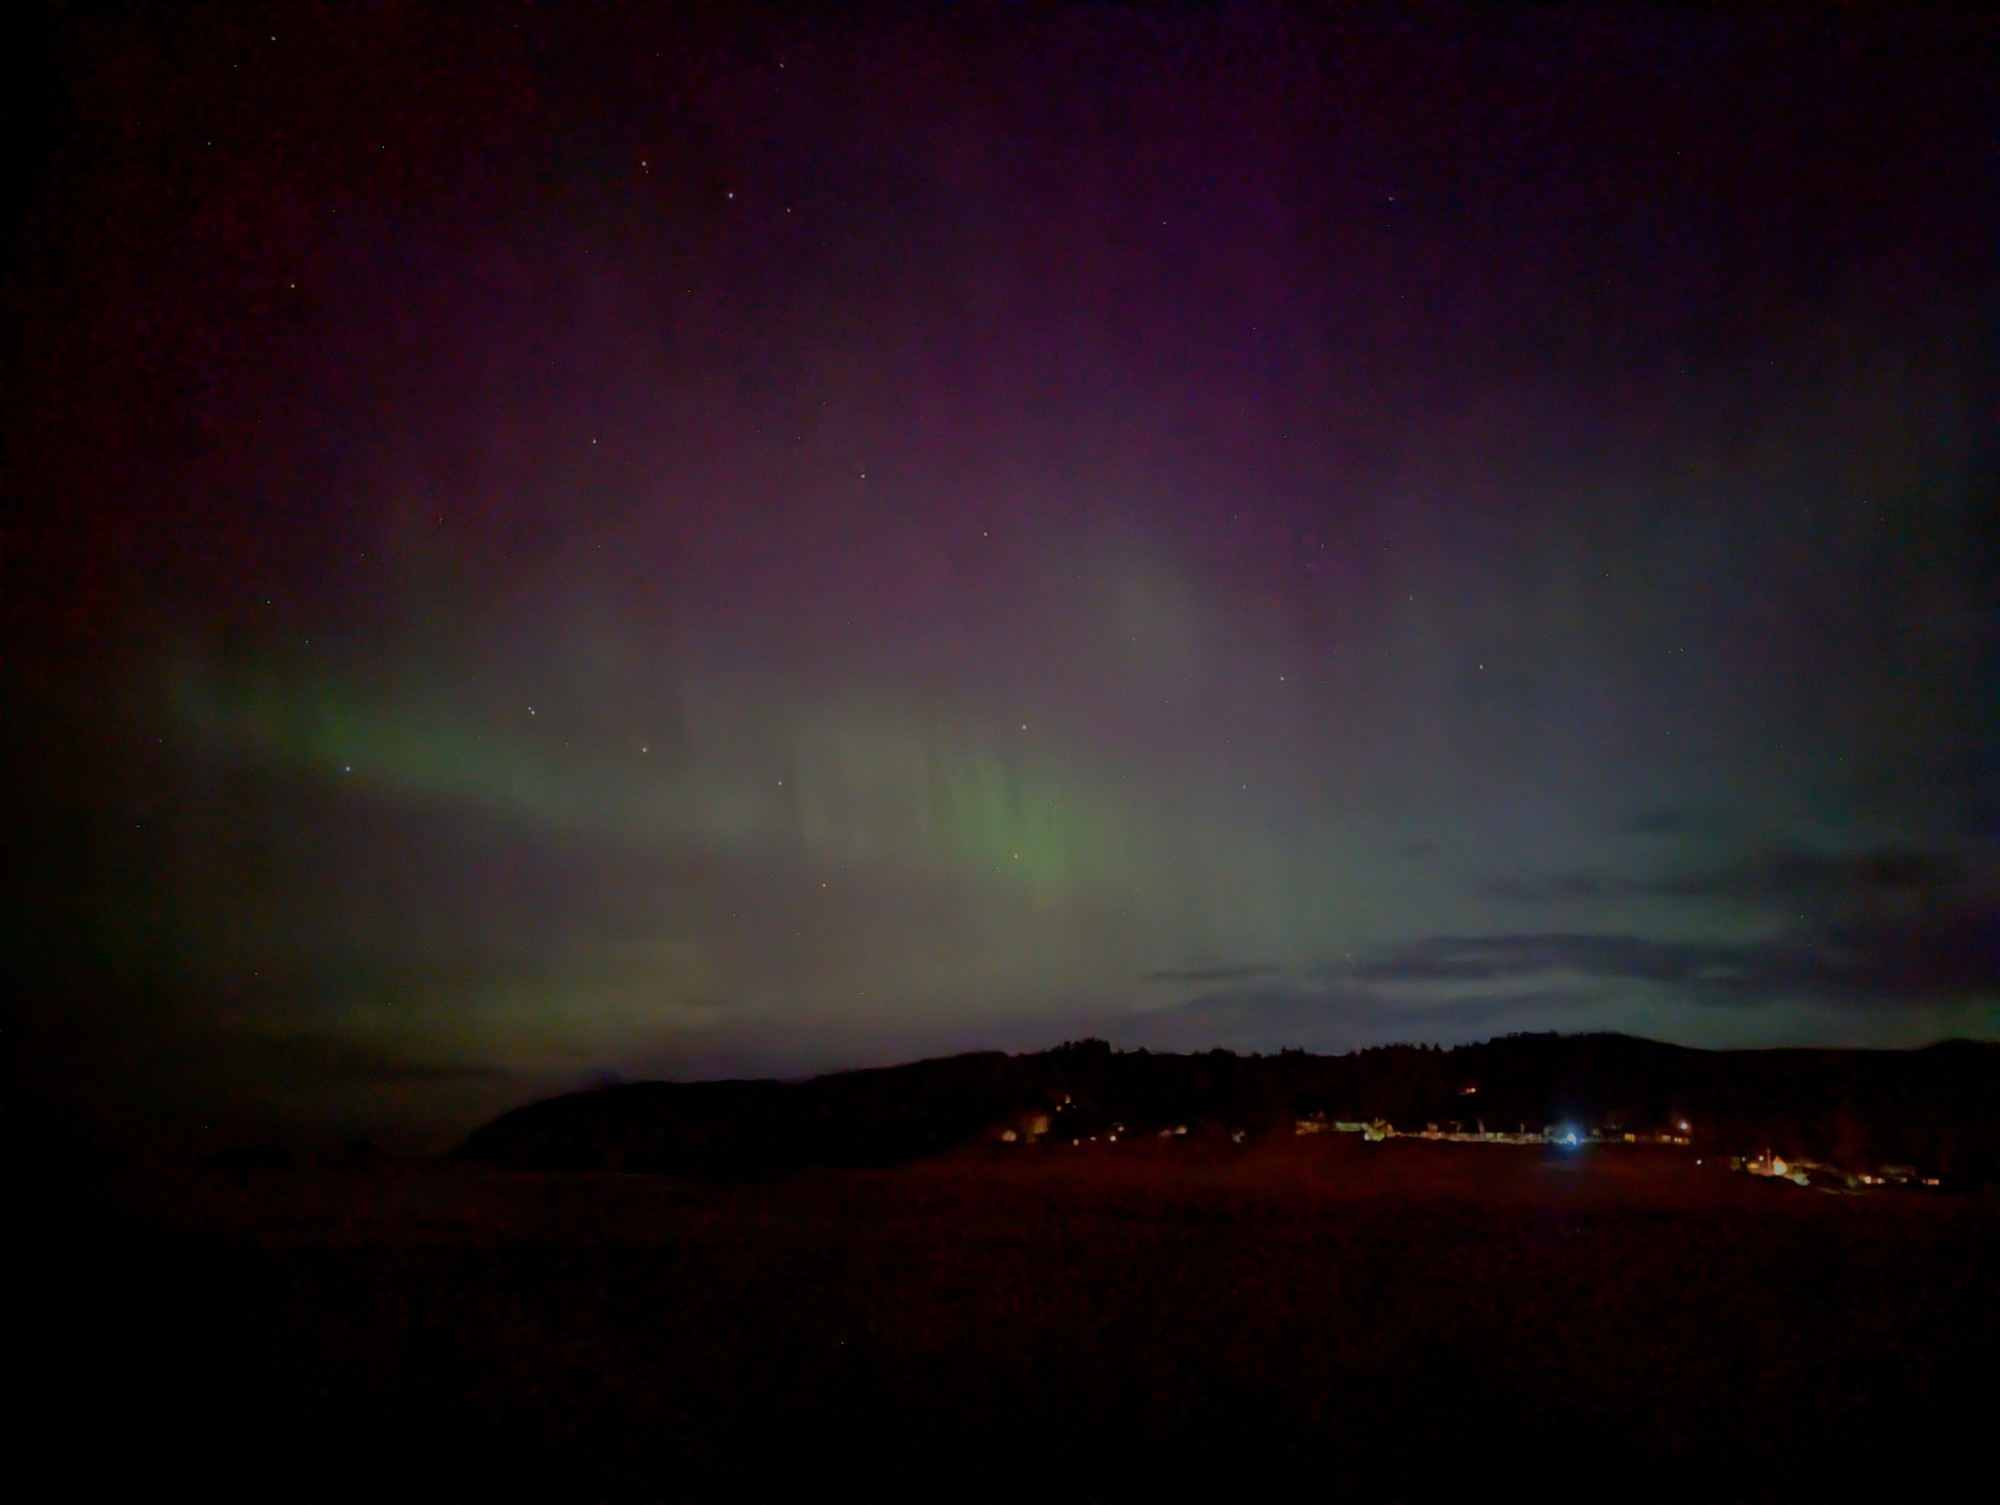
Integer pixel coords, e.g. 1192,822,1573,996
1330,933,1737,986
1126,875,1996,1054
1145,964,1281,984
1478,845,1971,907
1336,897,1995,1008
1615,806,1697,837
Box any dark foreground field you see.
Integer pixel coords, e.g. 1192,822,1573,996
25,1138,1999,1499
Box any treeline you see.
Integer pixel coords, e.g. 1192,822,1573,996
458,1033,2000,1185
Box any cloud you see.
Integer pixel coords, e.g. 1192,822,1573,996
1123,841,1994,1056
1328,933,1741,986
1475,873,1613,902
1644,846,1966,903
1478,844,1969,907
1738,900,1998,1003
1145,963,1281,984
1117,983,1611,1054
1116,892,1996,1056
1617,805,1696,837
1329,901,1996,1011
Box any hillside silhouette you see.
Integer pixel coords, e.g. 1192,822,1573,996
29,1033,2000,1499
461,1032,2000,1186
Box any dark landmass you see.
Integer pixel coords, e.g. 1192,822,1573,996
23,1134,2000,1499
461,1032,2000,1188
21,1033,2000,1498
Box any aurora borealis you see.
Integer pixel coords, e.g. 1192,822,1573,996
8,5,1994,1145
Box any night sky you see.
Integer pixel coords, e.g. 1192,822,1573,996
8,5,1994,1146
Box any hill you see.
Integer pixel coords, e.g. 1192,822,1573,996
459,1032,2000,1185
